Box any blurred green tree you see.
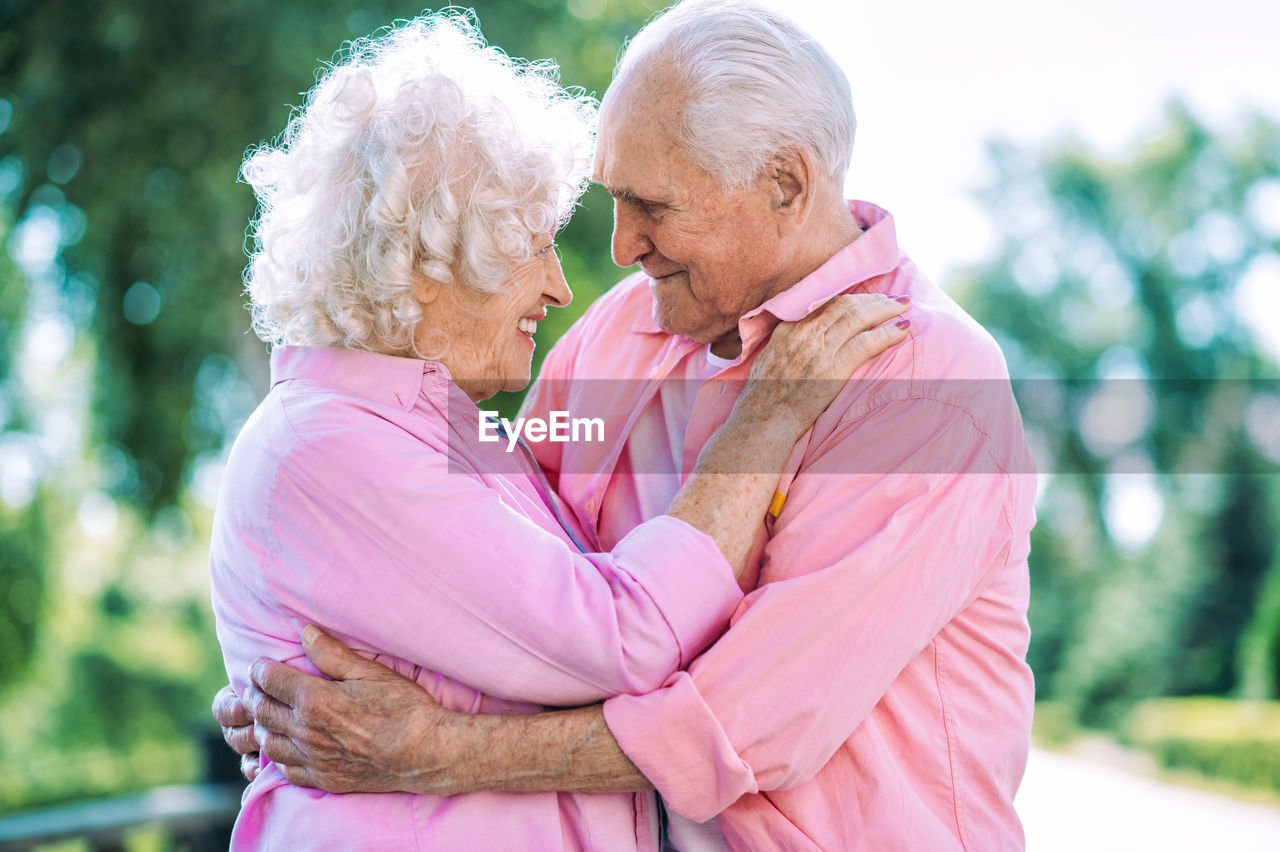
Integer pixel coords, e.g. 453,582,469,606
0,209,50,694
954,105,1280,725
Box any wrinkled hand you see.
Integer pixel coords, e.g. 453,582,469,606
213,683,261,783
740,292,910,437
246,625,465,795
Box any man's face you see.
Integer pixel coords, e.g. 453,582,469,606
593,75,789,347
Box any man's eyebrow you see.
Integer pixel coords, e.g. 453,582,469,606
595,183,642,204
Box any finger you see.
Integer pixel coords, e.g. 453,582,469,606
300,624,384,681
249,657,315,707
240,752,261,783
820,293,909,336
837,317,911,364
244,683,297,734
280,762,324,790
790,293,872,331
259,729,309,768
224,721,261,755
212,684,253,728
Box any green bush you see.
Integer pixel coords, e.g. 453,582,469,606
1123,697,1280,793
1030,701,1081,747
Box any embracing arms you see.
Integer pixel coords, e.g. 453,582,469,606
218,395,1021,803
214,294,916,790
215,626,643,793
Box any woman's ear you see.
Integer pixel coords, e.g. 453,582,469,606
414,274,444,307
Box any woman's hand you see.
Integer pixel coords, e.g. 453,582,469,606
738,292,910,440
669,293,910,579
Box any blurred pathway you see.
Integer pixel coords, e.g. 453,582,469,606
1017,747,1280,851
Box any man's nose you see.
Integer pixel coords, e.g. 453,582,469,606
611,201,652,269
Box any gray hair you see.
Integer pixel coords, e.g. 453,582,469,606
242,12,596,354
614,0,856,191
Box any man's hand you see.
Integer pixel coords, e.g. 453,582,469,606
246,625,465,795
213,684,261,782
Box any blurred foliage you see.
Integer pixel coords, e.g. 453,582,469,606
0,210,47,686
1240,546,1280,700
1028,700,1081,748
1124,697,1280,794
0,496,46,686
955,104,1280,727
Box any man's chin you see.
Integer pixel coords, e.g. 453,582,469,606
654,313,731,347
652,300,708,341
653,312,695,340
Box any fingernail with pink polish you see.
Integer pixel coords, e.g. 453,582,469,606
896,319,911,329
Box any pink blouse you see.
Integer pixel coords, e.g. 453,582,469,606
209,345,744,850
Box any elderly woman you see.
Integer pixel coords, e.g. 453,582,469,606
210,12,905,850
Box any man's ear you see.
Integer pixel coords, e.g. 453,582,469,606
768,146,814,236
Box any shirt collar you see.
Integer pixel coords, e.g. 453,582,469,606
631,200,902,340
269,345,448,412
746,200,900,322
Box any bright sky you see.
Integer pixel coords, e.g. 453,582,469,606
760,0,1280,283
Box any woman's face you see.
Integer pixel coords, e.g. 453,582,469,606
414,237,572,402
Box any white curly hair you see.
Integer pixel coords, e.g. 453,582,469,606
241,12,596,354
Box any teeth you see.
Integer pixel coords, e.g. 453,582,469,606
518,318,537,334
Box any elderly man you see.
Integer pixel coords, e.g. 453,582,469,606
218,0,1036,848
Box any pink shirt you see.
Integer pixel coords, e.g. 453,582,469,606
209,346,745,850
523,201,1037,850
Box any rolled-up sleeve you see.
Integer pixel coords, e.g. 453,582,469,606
603,396,1019,821
254,396,742,709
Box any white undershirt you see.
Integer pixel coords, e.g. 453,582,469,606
596,345,734,550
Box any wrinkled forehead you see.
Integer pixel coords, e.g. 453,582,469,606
594,100,675,185
601,56,686,129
